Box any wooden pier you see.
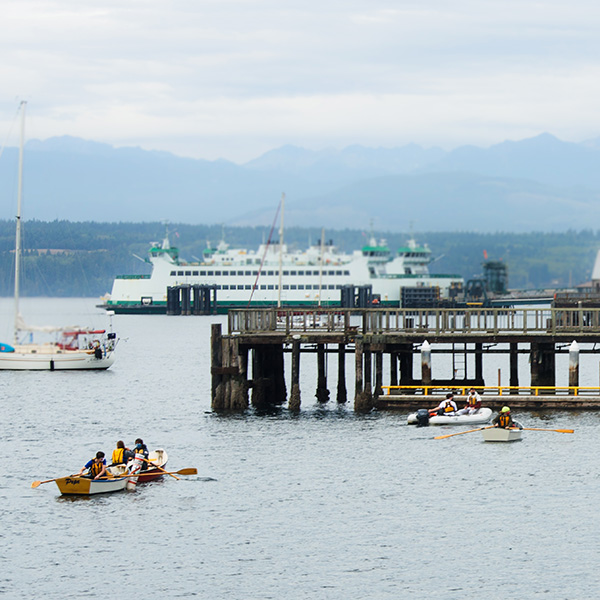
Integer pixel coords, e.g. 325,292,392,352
210,307,600,412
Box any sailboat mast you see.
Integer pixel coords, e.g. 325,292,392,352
277,193,285,308
14,100,26,344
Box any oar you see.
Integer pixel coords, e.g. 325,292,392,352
128,468,197,477
434,426,494,440
141,457,180,480
521,428,574,434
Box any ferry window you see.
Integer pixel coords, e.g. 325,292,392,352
177,271,184,276
291,285,297,290
245,285,251,290
336,285,342,289
253,271,259,276
298,271,305,276
192,271,198,276
268,285,274,290
238,271,244,276
298,285,305,290
215,271,221,276
185,271,191,276
267,271,274,276
283,271,289,276
237,284,244,290
170,271,176,276
328,285,335,289
245,271,251,276
200,271,206,276
260,285,266,290
328,271,335,275
283,285,289,290
313,270,320,276
222,285,229,290
290,271,297,276
344,270,350,276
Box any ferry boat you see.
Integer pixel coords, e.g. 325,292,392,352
100,232,463,314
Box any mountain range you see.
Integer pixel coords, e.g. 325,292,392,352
1,133,600,232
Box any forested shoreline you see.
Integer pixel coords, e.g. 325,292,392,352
0,220,598,297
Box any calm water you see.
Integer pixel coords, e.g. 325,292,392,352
1,299,599,599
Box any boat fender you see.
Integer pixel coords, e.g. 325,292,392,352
94,347,103,359
415,408,430,427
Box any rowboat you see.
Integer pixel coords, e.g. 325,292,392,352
135,448,168,483
55,473,129,495
482,427,523,442
407,407,492,425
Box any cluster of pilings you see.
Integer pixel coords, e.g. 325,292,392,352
210,307,600,412
167,284,217,315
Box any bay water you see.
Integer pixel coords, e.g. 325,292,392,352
1,299,598,599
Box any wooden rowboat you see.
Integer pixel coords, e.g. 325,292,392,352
482,427,523,442
55,474,129,495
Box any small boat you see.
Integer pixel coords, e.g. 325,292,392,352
407,407,492,425
482,427,523,442
0,102,118,371
55,473,129,495
135,448,168,483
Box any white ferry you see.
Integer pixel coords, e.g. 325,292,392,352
101,232,463,313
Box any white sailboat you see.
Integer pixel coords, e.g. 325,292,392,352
0,101,117,370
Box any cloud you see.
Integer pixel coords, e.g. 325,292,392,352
2,0,600,161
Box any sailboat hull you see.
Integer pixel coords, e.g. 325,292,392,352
0,347,115,370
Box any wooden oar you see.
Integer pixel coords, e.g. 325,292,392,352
141,457,180,481
128,467,197,477
434,426,494,440
521,428,574,434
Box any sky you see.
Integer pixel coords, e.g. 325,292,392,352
2,0,600,163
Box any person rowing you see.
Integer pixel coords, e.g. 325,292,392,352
77,451,107,480
430,393,458,417
492,406,523,429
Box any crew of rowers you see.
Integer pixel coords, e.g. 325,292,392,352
77,439,150,480
429,389,482,417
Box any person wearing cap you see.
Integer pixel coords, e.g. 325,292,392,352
77,451,107,480
457,388,482,415
492,406,522,429
430,393,458,416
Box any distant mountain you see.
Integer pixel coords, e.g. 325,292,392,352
1,133,600,231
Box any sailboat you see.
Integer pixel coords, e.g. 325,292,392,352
0,101,118,370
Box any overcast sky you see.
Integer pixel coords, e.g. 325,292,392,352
2,0,600,162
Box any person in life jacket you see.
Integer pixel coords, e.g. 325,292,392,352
430,393,458,416
457,388,482,415
77,451,107,480
133,438,150,470
492,406,523,429
110,441,133,466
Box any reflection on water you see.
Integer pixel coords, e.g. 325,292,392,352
1,300,599,599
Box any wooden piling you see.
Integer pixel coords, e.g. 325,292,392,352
569,340,579,392
289,340,301,411
336,343,347,403
509,342,519,395
316,343,330,403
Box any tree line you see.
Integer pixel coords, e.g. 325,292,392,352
0,220,597,297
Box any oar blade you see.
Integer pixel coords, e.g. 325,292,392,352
176,468,198,475
31,480,42,488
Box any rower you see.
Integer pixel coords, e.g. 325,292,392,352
77,451,107,480
492,406,523,429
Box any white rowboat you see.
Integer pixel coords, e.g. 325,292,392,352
482,428,523,442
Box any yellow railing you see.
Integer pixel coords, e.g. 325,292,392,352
381,385,600,396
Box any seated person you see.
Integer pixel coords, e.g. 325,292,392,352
457,388,482,415
77,451,107,480
430,393,458,416
492,406,522,429
111,441,133,466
